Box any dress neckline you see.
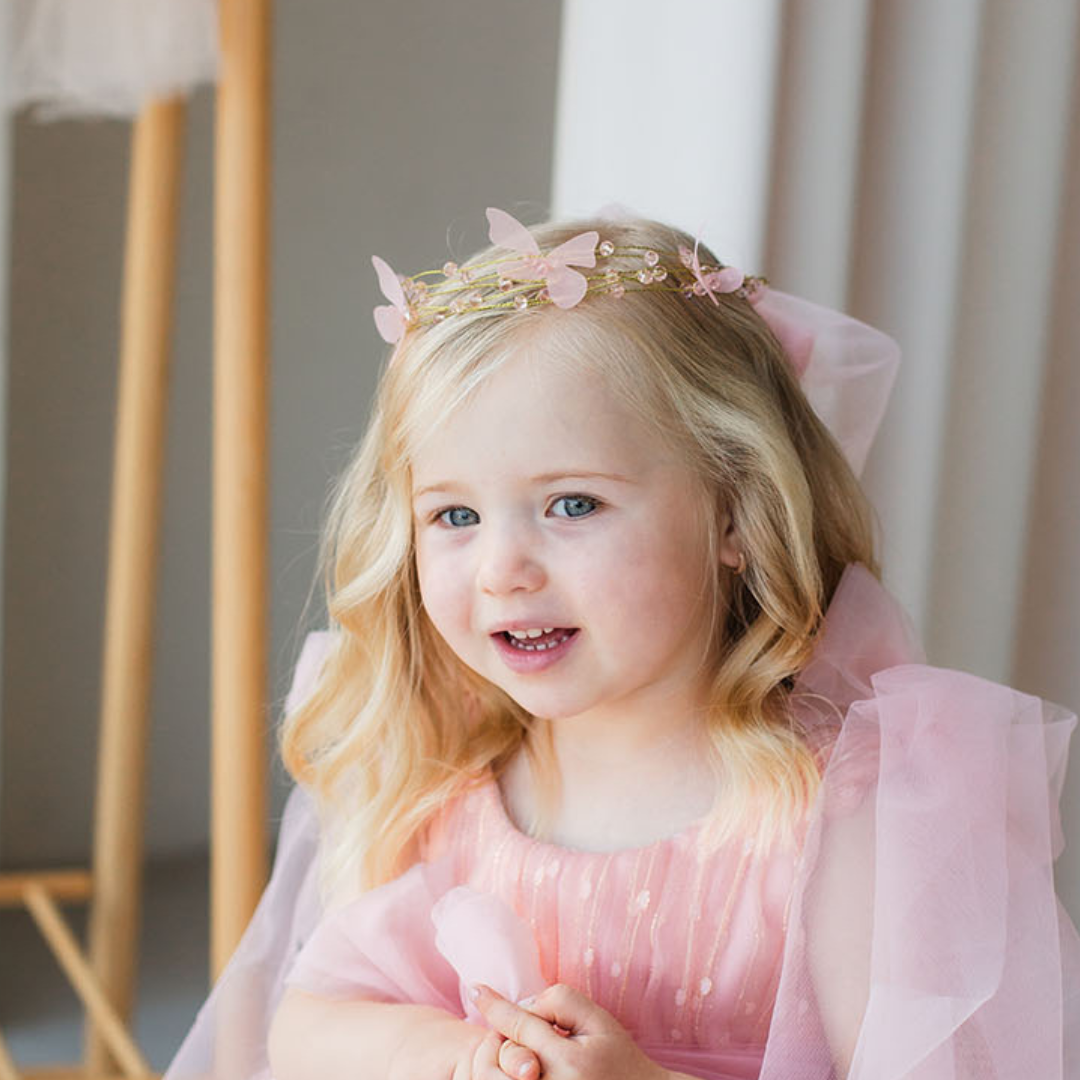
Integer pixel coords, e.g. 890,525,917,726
479,769,711,859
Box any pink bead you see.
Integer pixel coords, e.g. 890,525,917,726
653,266,668,281
637,268,653,284
513,295,529,311
644,249,659,266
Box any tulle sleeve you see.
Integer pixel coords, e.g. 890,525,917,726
759,662,1080,1080
163,631,334,1080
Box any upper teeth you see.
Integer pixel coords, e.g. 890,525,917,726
508,627,555,639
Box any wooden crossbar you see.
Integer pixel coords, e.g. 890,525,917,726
21,886,153,1078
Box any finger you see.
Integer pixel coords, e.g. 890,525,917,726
527,982,622,1037
498,1038,541,1080
471,983,565,1057
473,1030,510,1080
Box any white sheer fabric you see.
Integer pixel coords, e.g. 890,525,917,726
5,0,219,118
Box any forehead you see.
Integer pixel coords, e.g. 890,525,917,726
409,351,673,490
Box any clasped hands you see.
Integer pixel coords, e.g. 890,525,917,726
469,982,673,1080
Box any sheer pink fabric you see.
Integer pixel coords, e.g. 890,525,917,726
164,565,1080,1079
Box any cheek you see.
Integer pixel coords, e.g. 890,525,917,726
598,525,710,624
415,542,470,632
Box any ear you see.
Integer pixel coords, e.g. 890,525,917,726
716,506,743,572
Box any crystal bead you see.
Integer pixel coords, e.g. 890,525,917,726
699,977,713,996
536,287,550,302
583,947,595,967
675,987,687,1007
442,261,458,277
609,961,622,977
653,266,668,282
498,277,513,292
598,239,615,257
637,268,653,284
692,281,706,296
635,889,651,910
433,312,447,322
679,248,695,268
644,249,659,266
459,267,473,284
513,295,529,311
681,284,695,299
604,269,620,284
611,283,626,299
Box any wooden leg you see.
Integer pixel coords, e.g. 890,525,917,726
84,97,185,1075
212,0,272,982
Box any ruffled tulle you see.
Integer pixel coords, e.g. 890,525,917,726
163,565,1080,1079
6,0,219,119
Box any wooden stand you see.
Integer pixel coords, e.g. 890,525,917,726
0,0,271,1074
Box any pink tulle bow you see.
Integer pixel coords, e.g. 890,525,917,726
486,207,599,309
371,254,409,344
678,233,744,307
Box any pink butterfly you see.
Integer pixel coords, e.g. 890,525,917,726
371,254,410,344
486,207,599,309
678,232,744,307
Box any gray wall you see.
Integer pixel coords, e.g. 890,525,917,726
0,1,563,865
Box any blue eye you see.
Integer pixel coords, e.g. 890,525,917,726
551,495,599,518
436,506,479,527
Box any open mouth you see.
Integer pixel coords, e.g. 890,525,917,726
497,628,579,652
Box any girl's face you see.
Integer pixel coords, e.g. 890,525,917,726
410,350,735,732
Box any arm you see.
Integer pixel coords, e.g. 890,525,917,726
803,791,875,1078
267,987,488,1080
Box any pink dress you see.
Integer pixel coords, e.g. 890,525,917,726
282,756,833,1078
163,562,1080,1080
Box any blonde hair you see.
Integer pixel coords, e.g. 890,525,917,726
278,213,882,898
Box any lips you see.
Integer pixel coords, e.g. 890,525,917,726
491,627,580,672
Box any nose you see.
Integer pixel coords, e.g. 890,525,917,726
476,518,546,596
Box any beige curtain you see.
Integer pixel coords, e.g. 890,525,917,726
553,0,1080,920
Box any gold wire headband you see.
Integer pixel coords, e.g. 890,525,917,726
371,207,768,344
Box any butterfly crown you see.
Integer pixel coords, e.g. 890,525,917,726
371,207,768,345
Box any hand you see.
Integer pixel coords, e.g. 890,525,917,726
471,982,669,1080
471,1028,542,1080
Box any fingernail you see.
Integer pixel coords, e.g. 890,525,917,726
518,1065,533,1079
468,984,481,1000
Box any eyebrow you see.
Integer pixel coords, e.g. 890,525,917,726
412,470,634,500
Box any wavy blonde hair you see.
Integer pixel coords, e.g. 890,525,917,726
279,212,882,899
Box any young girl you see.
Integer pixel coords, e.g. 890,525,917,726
165,207,1080,1080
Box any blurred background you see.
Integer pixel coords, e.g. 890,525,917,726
0,0,1077,1072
